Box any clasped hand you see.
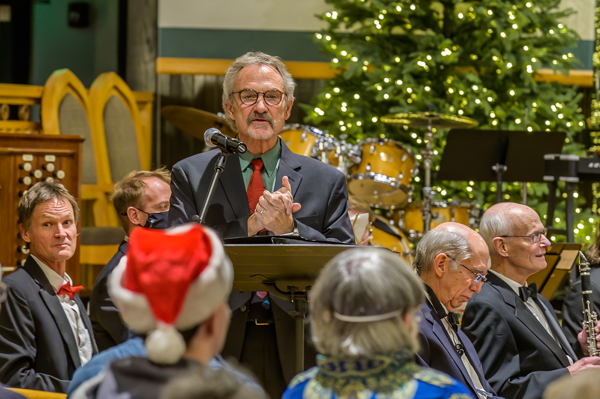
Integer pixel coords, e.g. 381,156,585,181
249,176,301,236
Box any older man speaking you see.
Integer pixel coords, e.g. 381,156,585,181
414,222,500,399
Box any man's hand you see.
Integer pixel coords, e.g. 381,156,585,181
577,320,600,356
254,176,302,235
567,356,600,375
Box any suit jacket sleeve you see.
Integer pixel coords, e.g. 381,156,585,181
294,171,353,243
462,298,568,399
0,284,68,392
91,273,132,351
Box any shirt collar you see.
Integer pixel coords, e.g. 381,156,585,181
423,283,449,319
30,255,70,292
489,269,525,296
239,138,281,178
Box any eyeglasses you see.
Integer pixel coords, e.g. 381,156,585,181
499,228,548,243
445,254,487,283
232,89,285,106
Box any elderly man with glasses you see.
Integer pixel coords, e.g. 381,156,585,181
414,222,501,399
462,202,600,399
168,52,354,398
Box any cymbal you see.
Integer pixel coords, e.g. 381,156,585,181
161,106,236,140
380,112,478,129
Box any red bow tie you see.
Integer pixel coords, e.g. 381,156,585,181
57,282,83,300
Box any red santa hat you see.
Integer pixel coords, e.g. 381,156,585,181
108,223,233,364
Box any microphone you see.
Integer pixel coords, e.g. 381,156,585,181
204,128,247,154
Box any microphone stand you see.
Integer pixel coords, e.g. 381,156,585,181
198,150,229,224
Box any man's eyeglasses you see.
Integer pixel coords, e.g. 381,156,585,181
232,89,285,106
499,228,548,243
445,254,487,283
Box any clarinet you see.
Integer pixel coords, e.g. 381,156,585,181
579,251,599,357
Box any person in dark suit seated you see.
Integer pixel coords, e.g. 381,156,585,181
90,168,171,351
0,273,26,398
284,248,473,399
414,222,501,399
562,224,600,357
462,202,600,399
168,51,354,398
0,182,98,393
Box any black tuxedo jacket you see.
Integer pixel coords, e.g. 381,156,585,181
562,265,600,358
0,256,98,393
90,240,134,351
416,299,501,399
462,273,574,399
168,141,354,383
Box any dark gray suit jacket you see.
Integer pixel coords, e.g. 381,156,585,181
417,298,501,399
168,140,355,382
462,273,575,399
90,240,134,351
0,256,98,393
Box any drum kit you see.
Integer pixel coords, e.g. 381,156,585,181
162,105,480,260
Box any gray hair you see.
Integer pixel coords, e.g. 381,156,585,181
310,248,424,357
222,52,296,131
479,206,517,254
413,228,472,275
18,181,79,231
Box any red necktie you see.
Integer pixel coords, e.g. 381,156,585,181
57,282,83,300
247,158,265,213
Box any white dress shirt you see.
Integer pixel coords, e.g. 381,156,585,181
32,255,93,366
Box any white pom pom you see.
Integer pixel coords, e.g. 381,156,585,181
145,323,186,365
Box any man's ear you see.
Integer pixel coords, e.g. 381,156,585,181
126,207,141,226
433,253,447,278
492,237,509,257
284,97,294,120
19,224,30,243
225,101,235,120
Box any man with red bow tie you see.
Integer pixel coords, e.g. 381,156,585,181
0,182,98,393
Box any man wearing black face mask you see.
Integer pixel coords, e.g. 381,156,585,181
89,168,171,351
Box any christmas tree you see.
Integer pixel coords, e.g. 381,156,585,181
305,0,595,241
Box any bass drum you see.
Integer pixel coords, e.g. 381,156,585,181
369,216,414,266
396,200,475,236
279,124,337,163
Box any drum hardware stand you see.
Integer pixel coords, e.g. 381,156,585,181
491,163,507,204
421,122,436,233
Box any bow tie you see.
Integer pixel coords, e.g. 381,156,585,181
445,312,460,329
519,282,538,302
57,282,83,300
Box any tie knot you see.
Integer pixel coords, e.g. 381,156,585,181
446,312,460,328
519,283,538,302
251,158,264,172
57,282,84,300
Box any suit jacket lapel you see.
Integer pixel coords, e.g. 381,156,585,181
24,258,82,368
423,301,479,394
217,153,247,218
488,273,571,367
275,142,302,198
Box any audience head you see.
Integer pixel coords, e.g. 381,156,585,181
543,369,600,399
347,196,375,245
18,182,79,274
109,223,233,365
414,222,489,312
112,167,171,233
222,52,295,145
310,247,424,358
159,361,267,399
479,202,550,280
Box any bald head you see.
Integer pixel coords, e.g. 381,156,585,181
414,222,488,276
480,202,541,254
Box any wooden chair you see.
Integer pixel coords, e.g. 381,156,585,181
7,388,66,398
41,69,119,228
89,72,150,183
41,69,125,283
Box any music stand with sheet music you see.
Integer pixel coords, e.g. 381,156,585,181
436,129,566,203
528,243,583,300
224,237,375,374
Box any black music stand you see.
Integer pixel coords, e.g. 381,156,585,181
224,238,368,374
436,130,566,203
